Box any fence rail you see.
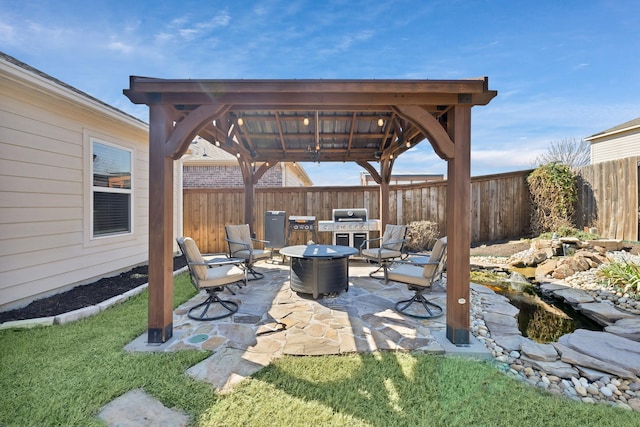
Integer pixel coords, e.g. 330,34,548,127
183,170,532,254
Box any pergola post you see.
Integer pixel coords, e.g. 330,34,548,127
147,103,175,344
379,157,393,226
445,105,472,345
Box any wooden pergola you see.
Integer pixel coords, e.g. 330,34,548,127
124,78,497,345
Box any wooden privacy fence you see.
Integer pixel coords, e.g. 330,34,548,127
183,170,532,254
574,156,639,241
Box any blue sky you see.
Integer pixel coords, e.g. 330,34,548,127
2,0,639,185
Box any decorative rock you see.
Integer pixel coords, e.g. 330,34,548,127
577,366,614,382
520,356,578,379
604,317,640,342
520,341,558,362
553,342,637,380
492,334,526,352
557,330,640,377
547,375,561,383
552,288,595,305
575,385,587,397
577,302,636,326
535,259,558,278
587,385,599,395
485,301,520,317
552,264,576,280
600,386,613,398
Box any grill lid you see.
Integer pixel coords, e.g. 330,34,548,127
288,215,316,224
332,208,367,222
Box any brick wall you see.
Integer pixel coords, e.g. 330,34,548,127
183,165,283,188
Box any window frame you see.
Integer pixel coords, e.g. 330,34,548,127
86,134,135,242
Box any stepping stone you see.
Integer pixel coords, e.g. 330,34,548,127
98,388,189,427
187,347,272,393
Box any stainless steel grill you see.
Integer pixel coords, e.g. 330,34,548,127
318,209,380,248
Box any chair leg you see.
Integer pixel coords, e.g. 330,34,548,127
188,288,239,321
395,288,443,319
368,260,390,282
245,263,264,281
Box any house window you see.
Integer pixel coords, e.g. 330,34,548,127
91,140,132,237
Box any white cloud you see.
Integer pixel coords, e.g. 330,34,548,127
178,28,199,40
108,39,134,54
0,20,15,43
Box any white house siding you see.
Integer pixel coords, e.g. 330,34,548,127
590,131,640,164
0,56,164,310
283,164,306,186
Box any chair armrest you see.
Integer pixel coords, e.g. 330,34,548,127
381,238,406,250
391,259,439,267
224,238,254,259
359,236,382,252
189,258,243,268
251,238,273,249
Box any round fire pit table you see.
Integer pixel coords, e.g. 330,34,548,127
279,244,358,299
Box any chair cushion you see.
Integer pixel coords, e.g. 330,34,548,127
382,224,406,251
423,237,447,278
233,248,271,260
200,264,245,288
387,264,431,287
182,237,208,280
361,248,402,260
226,224,253,254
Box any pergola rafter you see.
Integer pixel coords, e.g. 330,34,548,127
124,77,497,346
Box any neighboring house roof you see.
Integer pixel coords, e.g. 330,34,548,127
181,137,238,164
181,137,313,185
585,116,640,141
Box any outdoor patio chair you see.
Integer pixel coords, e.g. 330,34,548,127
387,236,447,319
360,224,408,283
225,224,273,280
176,237,245,320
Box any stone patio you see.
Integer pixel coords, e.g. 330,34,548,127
125,260,488,393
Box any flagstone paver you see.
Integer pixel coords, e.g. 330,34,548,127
125,261,455,390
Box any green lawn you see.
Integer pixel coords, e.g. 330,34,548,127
1,273,638,427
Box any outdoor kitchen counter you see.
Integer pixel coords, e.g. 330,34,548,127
280,244,358,299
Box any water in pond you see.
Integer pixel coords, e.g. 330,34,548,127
483,273,602,343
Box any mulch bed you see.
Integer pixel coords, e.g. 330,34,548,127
0,256,187,323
